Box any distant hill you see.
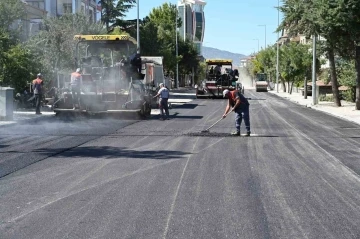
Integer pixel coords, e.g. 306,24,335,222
202,46,247,67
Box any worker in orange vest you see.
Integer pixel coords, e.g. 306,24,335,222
32,73,43,115
222,89,251,136
70,68,82,109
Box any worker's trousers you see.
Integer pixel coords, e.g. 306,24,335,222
234,105,250,133
34,94,42,114
159,98,169,119
71,85,81,107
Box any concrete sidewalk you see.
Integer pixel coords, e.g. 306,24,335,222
268,90,360,125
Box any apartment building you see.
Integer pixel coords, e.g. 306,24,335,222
18,0,100,40
24,0,99,21
177,0,206,56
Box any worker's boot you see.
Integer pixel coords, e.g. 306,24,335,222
231,131,240,136
245,131,251,137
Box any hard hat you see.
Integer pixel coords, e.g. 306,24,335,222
159,83,164,87
37,73,42,77
223,89,230,97
76,68,81,73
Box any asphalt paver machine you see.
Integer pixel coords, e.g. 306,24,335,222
53,34,152,118
196,59,239,98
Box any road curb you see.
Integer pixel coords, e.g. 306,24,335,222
268,91,360,126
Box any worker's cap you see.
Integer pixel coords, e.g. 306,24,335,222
76,68,81,73
159,83,164,87
223,89,230,97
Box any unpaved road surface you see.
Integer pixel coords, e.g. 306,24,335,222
1,90,360,239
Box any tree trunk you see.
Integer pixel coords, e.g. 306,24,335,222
287,81,290,93
328,48,341,106
304,77,308,99
290,81,294,94
282,79,286,92
355,46,360,110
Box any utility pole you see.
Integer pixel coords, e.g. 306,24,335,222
355,45,360,110
312,35,317,105
136,0,140,51
176,8,179,88
276,0,279,93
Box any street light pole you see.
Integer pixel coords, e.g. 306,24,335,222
276,0,279,93
136,0,140,51
312,34,317,105
176,8,179,88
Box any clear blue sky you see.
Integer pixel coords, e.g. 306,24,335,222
125,0,282,56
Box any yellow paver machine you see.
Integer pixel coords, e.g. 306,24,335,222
53,34,153,118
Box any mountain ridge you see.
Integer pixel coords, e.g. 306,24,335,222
201,46,247,67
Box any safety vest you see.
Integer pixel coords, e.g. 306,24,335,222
229,90,249,107
228,90,239,105
32,78,43,94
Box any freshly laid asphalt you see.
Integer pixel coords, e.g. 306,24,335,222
1,90,360,239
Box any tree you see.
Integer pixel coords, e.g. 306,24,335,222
27,13,105,86
337,59,356,102
0,0,25,33
278,0,360,107
0,0,42,92
147,3,190,78
99,0,135,31
0,29,41,92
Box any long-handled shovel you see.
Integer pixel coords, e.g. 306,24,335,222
201,111,231,133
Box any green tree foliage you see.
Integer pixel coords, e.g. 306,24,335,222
27,13,105,81
251,42,314,93
337,60,356,102
278,0,360,107
0,0,25,33
0,1,41,92
99,0,135,31
144,2,199,85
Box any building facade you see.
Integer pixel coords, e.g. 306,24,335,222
17,0,100,41
24,0,99,21
177,0,206,56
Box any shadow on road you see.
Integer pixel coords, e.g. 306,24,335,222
33,146,191,160
247,98,267,101
184,132,281,138
150,113,203,120
171,104,204,109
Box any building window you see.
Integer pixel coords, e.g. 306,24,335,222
63,3,72,14
194,12,203,41
29,1,45,10
89,9,93,22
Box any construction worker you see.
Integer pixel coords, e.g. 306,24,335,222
32,73,43,115
153,83,170,120
70,68,82,109
214,65,221,75
222,89,251,136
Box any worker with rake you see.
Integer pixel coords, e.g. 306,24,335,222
222,89,251,136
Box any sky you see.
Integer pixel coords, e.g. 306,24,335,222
125,0,283,56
